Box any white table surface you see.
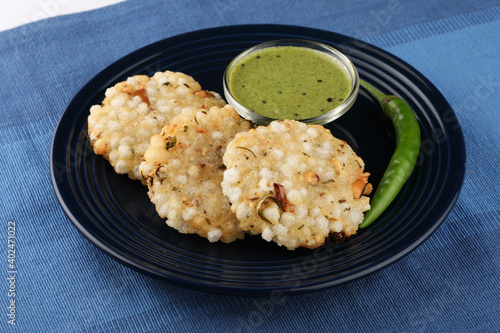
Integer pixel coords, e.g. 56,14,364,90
0,0,125,32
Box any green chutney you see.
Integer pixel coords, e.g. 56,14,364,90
228,46,352,120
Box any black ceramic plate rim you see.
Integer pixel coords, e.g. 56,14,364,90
50,24,466,296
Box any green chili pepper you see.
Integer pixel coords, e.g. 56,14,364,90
358,80,421,229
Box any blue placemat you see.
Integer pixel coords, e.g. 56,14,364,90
1,0,499,332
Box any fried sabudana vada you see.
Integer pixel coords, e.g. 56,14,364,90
140,105,253,243
88,71,226,182
221,119,371,250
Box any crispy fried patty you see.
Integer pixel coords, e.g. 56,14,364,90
140,105,253,243
88,71,226,182
221,119,371,250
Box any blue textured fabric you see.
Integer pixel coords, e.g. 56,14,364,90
1,0,499,332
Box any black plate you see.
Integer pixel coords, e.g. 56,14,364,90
50,24,465,296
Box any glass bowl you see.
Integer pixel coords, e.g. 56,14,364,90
223,39,359,125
